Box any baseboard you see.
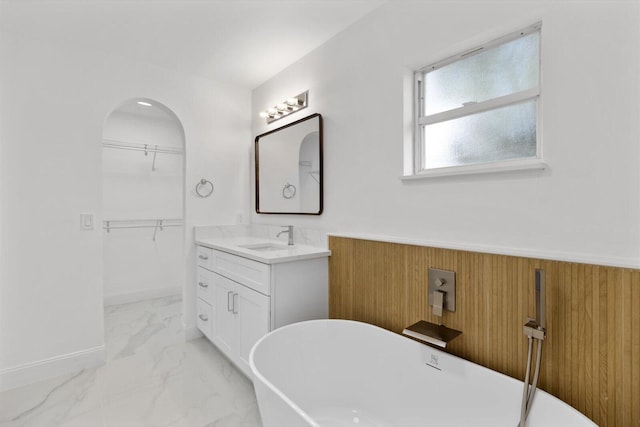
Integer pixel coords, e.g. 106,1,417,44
184,322,203,341
0,345,105,392
104,286,182,306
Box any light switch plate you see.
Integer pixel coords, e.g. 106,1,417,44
80,213,94,230
428,267,456,312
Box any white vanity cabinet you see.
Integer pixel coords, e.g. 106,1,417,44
195,242,329,378
210,271,270,373
195,267,214,340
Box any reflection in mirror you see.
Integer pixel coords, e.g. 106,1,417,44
255,114,322,214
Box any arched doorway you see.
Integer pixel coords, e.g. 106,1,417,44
101,98,185,305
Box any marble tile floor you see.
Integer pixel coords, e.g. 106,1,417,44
0,296,263,427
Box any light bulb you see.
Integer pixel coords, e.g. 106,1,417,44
259,111,269,118
286,97,299,106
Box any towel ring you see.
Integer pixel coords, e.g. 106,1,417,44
282,183,296,199
195,179,214,198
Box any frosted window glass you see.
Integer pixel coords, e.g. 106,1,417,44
424,32,539,115
423,101,536,169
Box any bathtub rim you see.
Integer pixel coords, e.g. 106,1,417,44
250,320,327,427
249,318,596,427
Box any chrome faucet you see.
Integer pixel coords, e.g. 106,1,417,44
277,225,294,245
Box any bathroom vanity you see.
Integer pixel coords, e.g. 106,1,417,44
195,237,330,377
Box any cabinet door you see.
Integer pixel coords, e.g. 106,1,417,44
211,273,236,359
235,285,270,375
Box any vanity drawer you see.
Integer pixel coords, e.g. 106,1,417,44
197,246,213,270
197,298,213,339
196,267,214,304
211,249,271,296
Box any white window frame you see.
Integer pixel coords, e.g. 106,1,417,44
405,23,546,180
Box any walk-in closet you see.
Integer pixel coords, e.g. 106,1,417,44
101,99,185,305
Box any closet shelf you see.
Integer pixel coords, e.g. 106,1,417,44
309,170,320,184
102,139,183,171
102,139,184,155
103,218,184,241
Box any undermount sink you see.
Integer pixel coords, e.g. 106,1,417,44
238,243,291,252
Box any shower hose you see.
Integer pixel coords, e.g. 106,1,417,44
518,335,544,427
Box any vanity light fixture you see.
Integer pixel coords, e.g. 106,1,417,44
259,91,308,124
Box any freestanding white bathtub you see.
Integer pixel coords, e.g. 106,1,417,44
249,319,596,427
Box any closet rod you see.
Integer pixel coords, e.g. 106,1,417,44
103,219,183,230
103,218,183,223
102,139,183,155
103,224,184,230
103,219,183,241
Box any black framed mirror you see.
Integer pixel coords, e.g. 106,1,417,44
255,113,323,214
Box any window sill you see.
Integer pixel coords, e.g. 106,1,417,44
400,158,547,181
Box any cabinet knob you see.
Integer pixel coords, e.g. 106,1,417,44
198,282,208,288
198,314,208,322
198,254,209,260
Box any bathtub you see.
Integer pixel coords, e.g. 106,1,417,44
249,319,596,427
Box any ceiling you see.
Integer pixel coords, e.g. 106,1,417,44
0,0,386,89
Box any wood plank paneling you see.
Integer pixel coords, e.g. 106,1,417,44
328,236,640,427
632,274,640,426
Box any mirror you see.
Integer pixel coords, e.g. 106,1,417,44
255,113,323,214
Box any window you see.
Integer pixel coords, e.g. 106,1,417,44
411,24,543,177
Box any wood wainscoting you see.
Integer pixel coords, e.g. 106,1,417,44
328,236,640,427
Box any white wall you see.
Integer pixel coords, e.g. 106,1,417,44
252,1,640,267
299,132,320,213
0,33,251,389
103,110,184,221
102,108,184,303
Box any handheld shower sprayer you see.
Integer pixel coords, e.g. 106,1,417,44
518,269,546,427
535,269,546,331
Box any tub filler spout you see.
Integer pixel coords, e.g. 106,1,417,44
402,320,461,348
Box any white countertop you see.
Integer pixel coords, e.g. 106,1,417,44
195,236,331,264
